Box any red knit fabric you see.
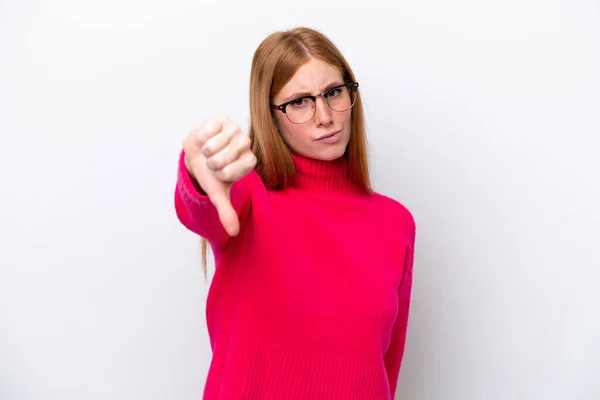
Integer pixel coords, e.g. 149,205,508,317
175,150,416,400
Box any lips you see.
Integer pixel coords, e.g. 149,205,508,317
316,130,340,140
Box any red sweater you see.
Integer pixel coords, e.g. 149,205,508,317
175,151,416,400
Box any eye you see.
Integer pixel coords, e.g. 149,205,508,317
325,87,342,98
289,97,309,108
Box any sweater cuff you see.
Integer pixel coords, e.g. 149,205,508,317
177,150,212,207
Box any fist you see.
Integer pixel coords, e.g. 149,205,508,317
183,116,257,236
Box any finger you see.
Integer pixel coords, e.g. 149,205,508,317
205,134,251,171
196,118,225,145
202,123,240,158
208,188,240,237
214,151,257,183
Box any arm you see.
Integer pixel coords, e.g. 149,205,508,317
384,231,416,398
174,150,252,251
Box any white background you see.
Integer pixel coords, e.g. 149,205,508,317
1,1,599,399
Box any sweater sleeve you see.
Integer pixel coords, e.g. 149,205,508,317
174,150,252,252
384,229,416,398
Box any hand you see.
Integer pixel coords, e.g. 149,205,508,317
183,116,257,237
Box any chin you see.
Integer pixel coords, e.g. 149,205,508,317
311,143,348,161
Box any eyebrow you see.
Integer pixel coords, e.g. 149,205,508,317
281,81,344,103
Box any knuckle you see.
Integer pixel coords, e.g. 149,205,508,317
225,123,239,136
207,154,223,170
233,133,250,150
247,153,257,169
239,134,251,148
199,118,224,139
203,120,216,133
223,120,240,132
216,115,230,124
203,140,216,156
218,166,235,182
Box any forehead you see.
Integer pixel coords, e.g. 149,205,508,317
279,58,343,94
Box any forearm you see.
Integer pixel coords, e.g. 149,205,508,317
174,150,254,250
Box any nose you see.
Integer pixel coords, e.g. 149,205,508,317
313,96,333,126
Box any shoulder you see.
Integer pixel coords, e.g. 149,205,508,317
370,191,416,241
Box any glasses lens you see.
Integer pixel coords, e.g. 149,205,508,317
326,85,355,112
284,84,357,124
285,97,315,124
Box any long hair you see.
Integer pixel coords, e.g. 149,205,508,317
200,27,372,278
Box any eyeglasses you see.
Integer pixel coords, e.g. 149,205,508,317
271,82,359,124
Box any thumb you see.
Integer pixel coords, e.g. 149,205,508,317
208,185,240,237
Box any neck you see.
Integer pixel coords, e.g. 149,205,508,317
291,153,359,194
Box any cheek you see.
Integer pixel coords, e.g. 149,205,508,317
344,110,353,125
338,111,352,136
286,126,310,143
277,118,310,143
274,114,291,140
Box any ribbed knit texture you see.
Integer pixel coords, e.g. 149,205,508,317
175,150,416,400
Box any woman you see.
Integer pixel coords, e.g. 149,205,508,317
175,26,416,400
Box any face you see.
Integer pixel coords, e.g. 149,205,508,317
271,58,352,161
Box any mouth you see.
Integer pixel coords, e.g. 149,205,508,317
316,130,340,140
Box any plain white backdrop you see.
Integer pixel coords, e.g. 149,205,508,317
1,0,599,399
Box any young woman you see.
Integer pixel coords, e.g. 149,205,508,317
175,26,416,400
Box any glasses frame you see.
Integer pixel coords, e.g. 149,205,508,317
271,81,359,124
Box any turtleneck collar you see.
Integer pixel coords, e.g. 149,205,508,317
291,153,361,194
